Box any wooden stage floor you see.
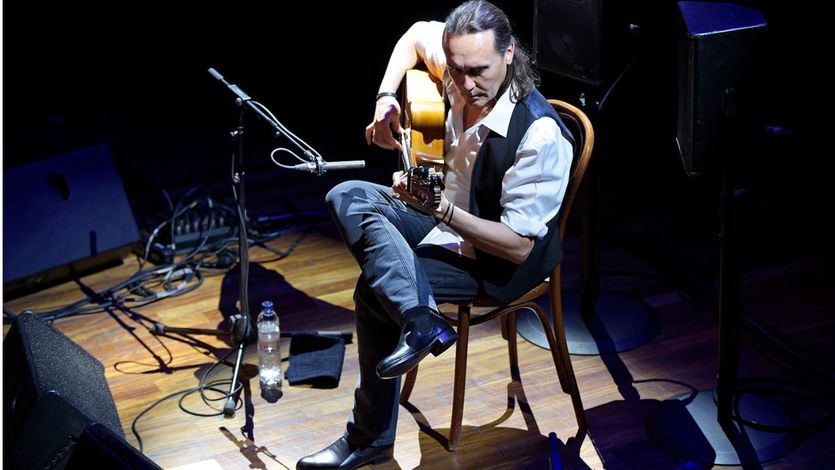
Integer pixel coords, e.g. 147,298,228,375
4,222,834,469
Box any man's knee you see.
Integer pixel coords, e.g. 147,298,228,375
326,181,363,231
325,180,358,213
326,180,385,222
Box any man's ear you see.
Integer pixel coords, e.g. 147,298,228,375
505,41,515,65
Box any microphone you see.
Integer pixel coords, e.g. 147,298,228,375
208,67,224,81
292,159,366,175
207,67,250,101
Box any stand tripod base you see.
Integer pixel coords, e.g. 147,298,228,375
517,290,660,355
645,389,800,465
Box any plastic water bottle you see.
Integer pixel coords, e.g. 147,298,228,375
257,300,281,390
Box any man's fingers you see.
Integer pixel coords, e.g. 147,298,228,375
389,119,404,137
366,101,405,151
376,127,401,150
390,122,404,151
365,123,374,145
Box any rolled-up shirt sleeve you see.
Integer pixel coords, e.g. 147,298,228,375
499,117,573,239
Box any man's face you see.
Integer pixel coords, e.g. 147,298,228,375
444,29,514,108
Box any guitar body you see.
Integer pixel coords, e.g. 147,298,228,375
403,69,445,170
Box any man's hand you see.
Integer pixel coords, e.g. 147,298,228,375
395,170,534,264
391,171,446,215
365,97,403,151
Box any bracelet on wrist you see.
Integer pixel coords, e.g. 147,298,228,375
376,91,398,101
446,203,455,226
439,202,452,223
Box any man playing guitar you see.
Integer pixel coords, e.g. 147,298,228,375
298,2,575,468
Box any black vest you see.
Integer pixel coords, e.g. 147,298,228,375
468,89,575,304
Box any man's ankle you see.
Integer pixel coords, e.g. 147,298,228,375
402,305,436,323
402,305,447,335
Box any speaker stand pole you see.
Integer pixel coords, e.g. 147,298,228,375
519,66,660,355
644,167,800,465
568,96,661,355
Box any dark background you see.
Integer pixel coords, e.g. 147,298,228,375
3,0,827,275
5,3,834,465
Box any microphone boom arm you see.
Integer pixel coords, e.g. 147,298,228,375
208,67,363,175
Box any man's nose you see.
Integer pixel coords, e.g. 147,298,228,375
462,75,476,92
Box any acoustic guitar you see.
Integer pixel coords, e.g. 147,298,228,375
400,69,445,209
402,69,445,168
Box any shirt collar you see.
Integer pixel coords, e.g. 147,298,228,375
477,84,515,138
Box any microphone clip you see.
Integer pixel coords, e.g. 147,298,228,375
305,150,327,176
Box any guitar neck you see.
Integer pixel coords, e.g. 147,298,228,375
399,132,412,171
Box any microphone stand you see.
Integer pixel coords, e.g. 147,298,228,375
151,68,361,416
214,68,274,416
155,68,296,417
224,96,250,416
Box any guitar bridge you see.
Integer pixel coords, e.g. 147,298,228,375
407,166,444,210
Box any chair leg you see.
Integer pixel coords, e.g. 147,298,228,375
506,311,520,380
550,287,587,431
500,314,509,339
529,304,569,387
400,365,418,404
448,305,470,452
532,298,588,432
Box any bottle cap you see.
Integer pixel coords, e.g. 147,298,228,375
260,300,277,320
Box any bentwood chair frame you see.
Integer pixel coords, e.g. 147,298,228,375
399,99,594,451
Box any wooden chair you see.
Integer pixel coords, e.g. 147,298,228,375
399,99,594,451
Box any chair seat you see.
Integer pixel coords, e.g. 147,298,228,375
438,282,550,326
470,282,549,308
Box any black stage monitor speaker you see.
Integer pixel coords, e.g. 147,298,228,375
535,0,603,86
676,2,766,176
3,142,139,297
3,312,131,469
65,423,162,469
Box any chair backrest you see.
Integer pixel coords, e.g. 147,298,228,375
548,99,595,241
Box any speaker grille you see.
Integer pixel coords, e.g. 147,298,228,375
13,312,124,438
534,0,602,85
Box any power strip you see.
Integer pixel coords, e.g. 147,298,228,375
137,222,237,265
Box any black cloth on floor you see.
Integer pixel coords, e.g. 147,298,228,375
285,333,346,388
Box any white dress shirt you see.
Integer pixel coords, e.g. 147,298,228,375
414,21,573,259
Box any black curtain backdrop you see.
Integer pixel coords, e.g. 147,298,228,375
4,0,822,262
4,1,509,186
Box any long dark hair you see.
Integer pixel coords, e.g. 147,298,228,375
443,0,539,101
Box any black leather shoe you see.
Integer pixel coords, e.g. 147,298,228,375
376,307,457,379
296,437,393,469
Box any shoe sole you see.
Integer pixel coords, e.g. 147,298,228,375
430,328,457,356
376,329,458,379
348,452,393,469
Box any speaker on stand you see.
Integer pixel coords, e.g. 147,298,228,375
534,0,604,87
643,3,802,465
518,0,661,355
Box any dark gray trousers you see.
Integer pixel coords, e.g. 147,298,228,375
325,180,481,446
